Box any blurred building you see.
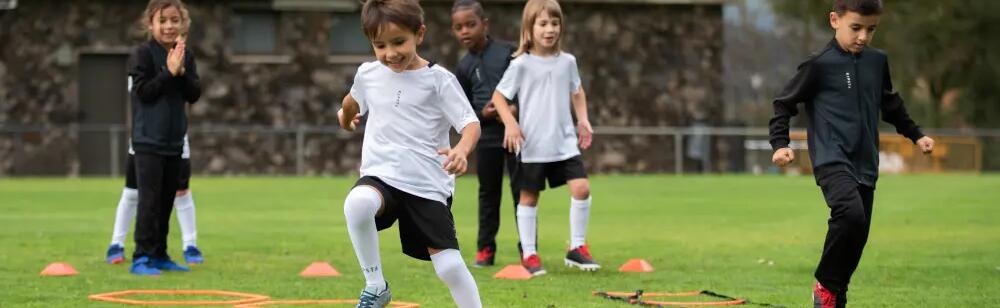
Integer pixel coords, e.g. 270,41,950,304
0,0,726,176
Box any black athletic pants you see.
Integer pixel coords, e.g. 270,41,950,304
132,152,182,260
815,170,875,305
475,146,518,251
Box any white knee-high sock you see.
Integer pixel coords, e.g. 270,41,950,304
431,249,482,308
344,186,385,289
517,205,538,259
110,188,138,246
570,196,592,249
174,191,198,248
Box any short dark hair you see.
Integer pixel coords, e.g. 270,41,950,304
833,0,883,16
361,0,424,39
452,0,486,20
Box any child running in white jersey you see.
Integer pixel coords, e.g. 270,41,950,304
336,0,483,307
490,0,599,276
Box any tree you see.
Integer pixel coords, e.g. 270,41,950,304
771,0,1000,128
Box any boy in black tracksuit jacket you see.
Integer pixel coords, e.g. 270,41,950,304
451,0,519,267
127,23,201,274
768,1,934,306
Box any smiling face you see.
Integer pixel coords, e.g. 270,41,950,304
371,22,426,73
451,8,488,51
149,5,184,47
830,11,880,54
530,9,560,55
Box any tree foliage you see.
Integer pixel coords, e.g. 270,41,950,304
772,0,1000,128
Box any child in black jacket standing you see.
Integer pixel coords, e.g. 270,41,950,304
127,0,201,275
451,0,520,267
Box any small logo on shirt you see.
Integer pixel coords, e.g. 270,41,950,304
394,90,402,107
845,72,852,89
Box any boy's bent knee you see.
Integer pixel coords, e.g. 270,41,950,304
344,186,382,219
430,249,466,279
841,207,868,229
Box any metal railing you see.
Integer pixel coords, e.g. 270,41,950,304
2,124,998,176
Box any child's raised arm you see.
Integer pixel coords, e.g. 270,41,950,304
178,40,201,104
338,94,362,131
129,46,171,104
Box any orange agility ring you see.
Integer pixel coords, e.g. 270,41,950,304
594,290,751,307
235,299,420,307
88,289,270,306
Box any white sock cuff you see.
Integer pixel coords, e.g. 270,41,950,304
571,196,592,205
516,205,537,217
431,249,470,281
430,249,464,263
175,192,194,210
123,187,138,200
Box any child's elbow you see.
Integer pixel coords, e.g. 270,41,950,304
185,89,202,104
342,95,358,109
464,122,482,137
491,91,508,102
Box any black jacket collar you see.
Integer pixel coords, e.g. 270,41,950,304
828,37,863,58
469,36,494,56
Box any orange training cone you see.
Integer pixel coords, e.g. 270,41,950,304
40,262,79,276
493,265,533,280
300,262,341,277
618,259,654,273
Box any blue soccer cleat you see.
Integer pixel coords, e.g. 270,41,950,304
356,281,391,308
183,246,204,264
151,256,190,272
106,244,125,264
129,256,161,276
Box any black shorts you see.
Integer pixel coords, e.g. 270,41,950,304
514,155,588,192
354,176,458,261
126,154,191,190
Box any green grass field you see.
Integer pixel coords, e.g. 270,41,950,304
1,175,998,307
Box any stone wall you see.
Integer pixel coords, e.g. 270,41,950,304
0,1,723,176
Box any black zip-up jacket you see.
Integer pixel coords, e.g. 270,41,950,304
769,39,924,187
128,39,201,156
455,38,516,149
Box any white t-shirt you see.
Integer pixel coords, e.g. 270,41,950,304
350,61,479,204
129,134,190,159
495,52,582,163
